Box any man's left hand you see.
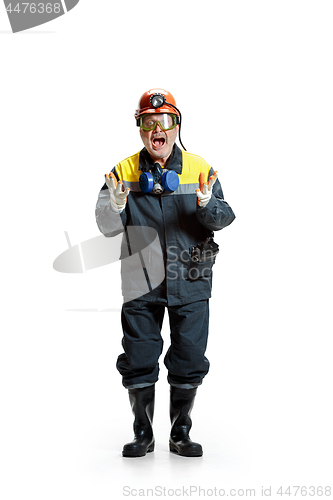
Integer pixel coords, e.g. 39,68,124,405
196,171,218,207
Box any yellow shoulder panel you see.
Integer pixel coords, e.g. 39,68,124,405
114,150,212,185
114,151,141,182
180,151,212,185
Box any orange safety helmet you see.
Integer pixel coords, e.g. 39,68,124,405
135,88,180,120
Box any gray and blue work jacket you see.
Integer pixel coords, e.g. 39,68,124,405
96,145,235,306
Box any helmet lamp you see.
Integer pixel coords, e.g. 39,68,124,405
150,93,166,109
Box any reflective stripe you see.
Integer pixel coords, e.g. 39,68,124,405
122,181,141,192
172,183,198,195
121,182,199,195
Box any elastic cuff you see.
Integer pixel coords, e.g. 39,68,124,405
196,193,215,211
125,382,156,390
109,197,125,213
169,382,201,389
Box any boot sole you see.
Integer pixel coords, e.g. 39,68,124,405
169,441,203,457
122,442,155,458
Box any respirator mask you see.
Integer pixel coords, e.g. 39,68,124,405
139,162,179,194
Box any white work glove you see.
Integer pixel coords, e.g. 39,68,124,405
105,172,130,212
196,171,218,207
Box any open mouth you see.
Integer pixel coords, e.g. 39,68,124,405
152,137,166,149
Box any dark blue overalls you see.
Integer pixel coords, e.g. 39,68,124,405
96,145,235,389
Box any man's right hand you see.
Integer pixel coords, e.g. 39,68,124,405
105,172,130,212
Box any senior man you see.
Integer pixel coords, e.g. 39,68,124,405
96,88,235,458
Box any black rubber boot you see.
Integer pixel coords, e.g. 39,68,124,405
122,384,155,458
169,386,203,457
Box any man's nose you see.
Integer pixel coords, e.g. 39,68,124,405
154,122,162,133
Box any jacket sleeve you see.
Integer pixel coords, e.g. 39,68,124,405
196,171,235,232
95,168,127,237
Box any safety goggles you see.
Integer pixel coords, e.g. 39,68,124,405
138,113,178,131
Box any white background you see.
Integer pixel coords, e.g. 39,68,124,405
1,1,332,499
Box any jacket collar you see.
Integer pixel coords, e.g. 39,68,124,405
139,144,183,174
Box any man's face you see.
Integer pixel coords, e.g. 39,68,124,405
139,113,179,165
